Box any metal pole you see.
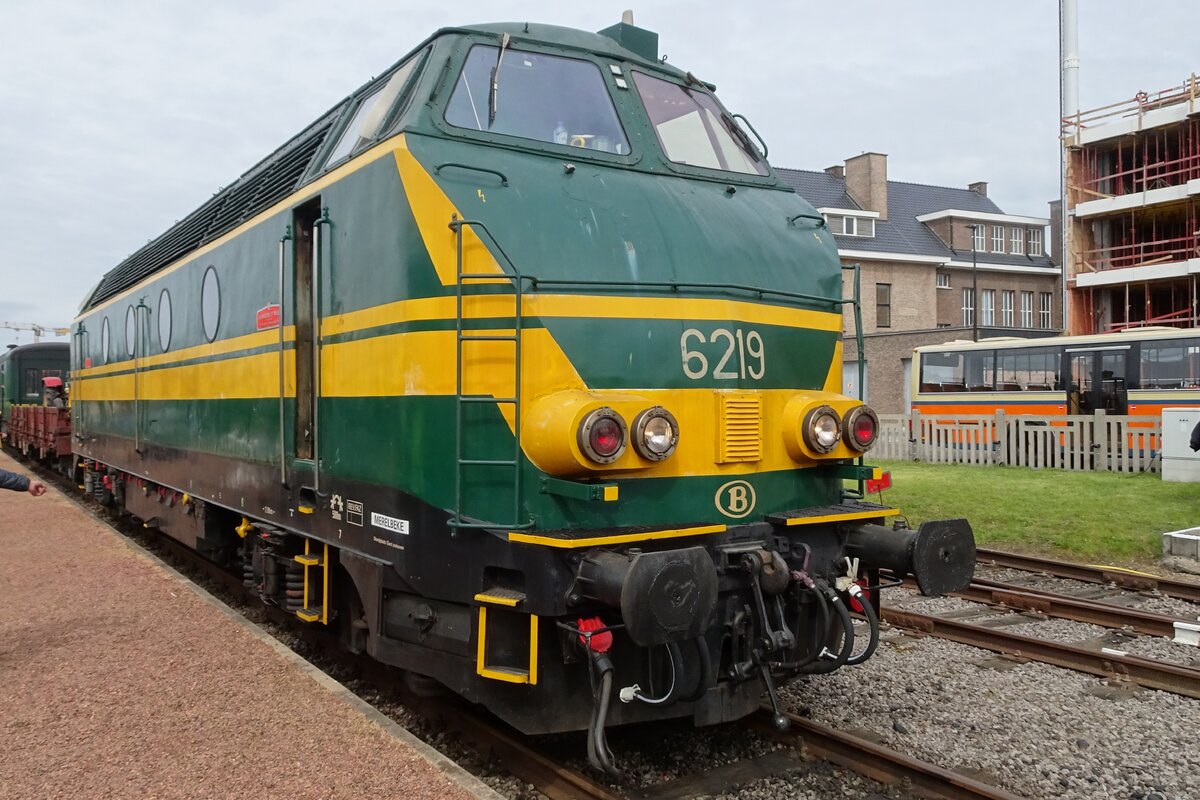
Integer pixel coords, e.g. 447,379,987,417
1060,0,1079,333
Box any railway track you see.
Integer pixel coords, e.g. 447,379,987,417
976,547,1200,605
748,710,1025,800
898,575,1200,641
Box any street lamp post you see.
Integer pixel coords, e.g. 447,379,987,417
967,224,981,341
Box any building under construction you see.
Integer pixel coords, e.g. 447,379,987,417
1063,74,1200,333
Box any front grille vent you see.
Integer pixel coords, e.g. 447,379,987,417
716,391,763,463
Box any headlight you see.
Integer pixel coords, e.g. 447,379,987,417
843,405,879,452
632,407,679,461
578,407,627,464
802,405,841,454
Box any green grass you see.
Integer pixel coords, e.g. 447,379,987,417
860,460,1196,565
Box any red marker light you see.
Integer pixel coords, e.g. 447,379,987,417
577,616,612,653
590,417,623,458
865,471,892,494
853,414,876,446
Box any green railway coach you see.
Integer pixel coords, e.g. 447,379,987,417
0,342,69,438
71,18,974,771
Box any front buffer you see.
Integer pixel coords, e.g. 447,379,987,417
552,507,974,774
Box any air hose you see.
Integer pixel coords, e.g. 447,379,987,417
799,582,855,674
772,582,831,671
586,650,621,778
843,584,881,666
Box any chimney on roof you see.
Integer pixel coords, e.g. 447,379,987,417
824,165,844,178
968,181,988,197
844,152,888,220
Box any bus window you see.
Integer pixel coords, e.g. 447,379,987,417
964,351,993,391
995,345,1061,391
1141,339,1200,389
920,351,962,389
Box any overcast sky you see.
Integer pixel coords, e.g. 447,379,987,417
1,1,1195,344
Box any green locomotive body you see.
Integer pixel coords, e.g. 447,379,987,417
71,20,974,765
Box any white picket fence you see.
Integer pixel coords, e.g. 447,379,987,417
875,411,1161,473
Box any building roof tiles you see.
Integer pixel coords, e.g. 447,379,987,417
775,167,1054,270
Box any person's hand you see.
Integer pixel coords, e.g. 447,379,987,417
27,481,47,497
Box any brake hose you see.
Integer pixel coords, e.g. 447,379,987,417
586,651,621,777
800,583,855,674
843,584,881,666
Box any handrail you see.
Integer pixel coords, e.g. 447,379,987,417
448,217,532,531
278,226,292,487
434,163,509,186
133,299,150,455
788,212,826,228
521,277,845,309
311,209,332,497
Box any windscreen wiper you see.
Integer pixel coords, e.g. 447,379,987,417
721,112,762,162
488,33,511,127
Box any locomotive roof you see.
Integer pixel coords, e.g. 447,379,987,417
80,19,685,315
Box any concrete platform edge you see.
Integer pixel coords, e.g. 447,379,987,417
104,517,507,800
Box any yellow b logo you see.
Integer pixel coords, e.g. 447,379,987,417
715,480,756,518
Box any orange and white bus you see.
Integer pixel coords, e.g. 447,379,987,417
911,327,1200,420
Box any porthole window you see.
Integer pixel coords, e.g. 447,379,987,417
100,318,110,366
201,266,220,342
126,306,137,357
158,289,172,352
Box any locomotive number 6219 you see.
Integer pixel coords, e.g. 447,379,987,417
680,327,766,380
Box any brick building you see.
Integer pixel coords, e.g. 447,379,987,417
1062,75,1200,334
779,153,1060,413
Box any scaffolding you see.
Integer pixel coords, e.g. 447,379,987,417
1065,73,1200,334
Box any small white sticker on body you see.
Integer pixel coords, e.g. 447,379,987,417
371,512,409,535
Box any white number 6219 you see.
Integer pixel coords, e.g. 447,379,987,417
680,328,765,380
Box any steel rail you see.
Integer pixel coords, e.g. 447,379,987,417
748,709,1026,800
899,575,1197,639
962,578,1197,639
976,547,1200,604
416,699,622,800
883,607,1200,700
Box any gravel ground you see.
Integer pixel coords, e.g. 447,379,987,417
781,628,1200,799
0,453,489,800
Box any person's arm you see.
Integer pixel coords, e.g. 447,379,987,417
0,468,31,493
1190,420,1200,452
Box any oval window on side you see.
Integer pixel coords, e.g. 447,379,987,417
158,289,172,352
100,318,110,366
201,267,220,343
126,306,137,357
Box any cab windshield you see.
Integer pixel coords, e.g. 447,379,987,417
445,45,629,155
632,72,767,176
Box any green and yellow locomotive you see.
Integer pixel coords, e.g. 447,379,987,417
71,19,973,770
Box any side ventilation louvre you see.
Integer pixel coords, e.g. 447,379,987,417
716,391,763,463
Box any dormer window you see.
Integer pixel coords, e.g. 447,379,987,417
840,216,874,236
1029,228,1044,256
1011,228,1024,255
819,209,876,238
972,226,985,251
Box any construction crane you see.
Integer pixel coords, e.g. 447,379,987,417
1,321,71,343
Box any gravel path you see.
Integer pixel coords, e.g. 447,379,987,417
0,452,492,800
781,625,1200,799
